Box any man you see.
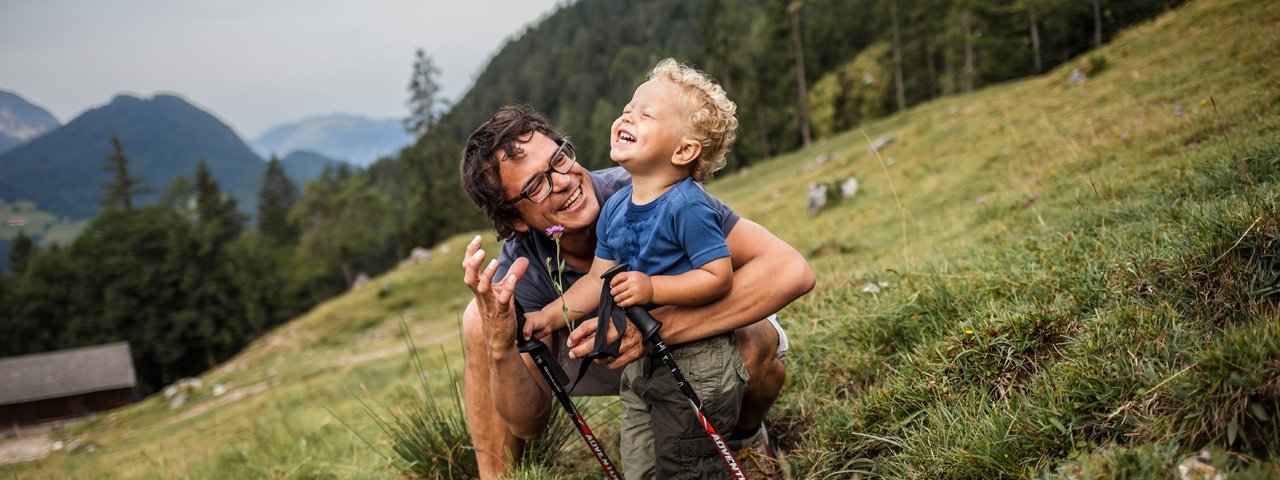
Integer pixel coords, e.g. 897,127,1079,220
459,105,814,478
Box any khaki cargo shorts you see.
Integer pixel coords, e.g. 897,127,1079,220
618,332,748,479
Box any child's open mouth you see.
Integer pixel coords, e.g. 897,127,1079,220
617,129,636,144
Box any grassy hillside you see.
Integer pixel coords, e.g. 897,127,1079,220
1,234,479,478
0,200,88,246
0,200,88,273
5,0,1277,477
716,0,1280,476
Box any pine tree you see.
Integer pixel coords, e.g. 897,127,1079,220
257,156,299,244
8,229,34,277
65,206,183,385
195,160,244,245
100,135,150,210
405,48,443,136
7,245,79,355
187,160,246,367
158,174,197,221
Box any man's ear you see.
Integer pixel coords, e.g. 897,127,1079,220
509,218,530,234
670,138,702,167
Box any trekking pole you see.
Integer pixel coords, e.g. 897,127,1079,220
513,300,622,480
600,264,748,480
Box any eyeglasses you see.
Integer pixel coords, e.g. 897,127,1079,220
508,137,577,205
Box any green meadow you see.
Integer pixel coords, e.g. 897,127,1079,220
5,0,1278,477
0,200,87,247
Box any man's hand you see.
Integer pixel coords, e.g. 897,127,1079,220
566,316,644,370
461,235,529,354
609,271,653,307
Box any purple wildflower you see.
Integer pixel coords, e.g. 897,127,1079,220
977,196,987,205
545,224,565,239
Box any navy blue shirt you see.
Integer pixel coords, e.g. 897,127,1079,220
595,176,730,279
496,168,739,313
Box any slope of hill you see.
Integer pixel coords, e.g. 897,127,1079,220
0,94,265,219
3,0,1277,477
0,90,60,154
251,113,411,167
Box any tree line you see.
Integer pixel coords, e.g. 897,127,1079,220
393,0,1185,251
0,137,404,391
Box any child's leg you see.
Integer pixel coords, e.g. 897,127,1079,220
620,363,655,479
642,333,747,479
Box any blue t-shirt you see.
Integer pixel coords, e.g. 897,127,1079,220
595,177,730,279
497,168,739,312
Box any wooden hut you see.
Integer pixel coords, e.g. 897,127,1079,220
0,342,137,428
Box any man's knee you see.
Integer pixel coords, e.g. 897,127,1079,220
462,300,487,353
736,319,780,375
461,301,490,411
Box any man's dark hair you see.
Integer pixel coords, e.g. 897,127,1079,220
461,105,564,240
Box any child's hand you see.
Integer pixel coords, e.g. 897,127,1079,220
523,309,565,340
609,271,653,307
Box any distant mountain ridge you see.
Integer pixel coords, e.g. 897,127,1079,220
0,90,61,154
279,150,347,185
251,113,412,167
0,93,265,219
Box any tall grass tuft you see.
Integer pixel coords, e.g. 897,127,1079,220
348,319,599,478
343,320,478,478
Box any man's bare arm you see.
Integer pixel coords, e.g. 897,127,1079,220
567,219,814,363
656,218,814,345
461,236,553,440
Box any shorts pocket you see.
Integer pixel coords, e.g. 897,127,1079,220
656,432,731,479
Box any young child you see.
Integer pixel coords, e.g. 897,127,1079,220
531,58,744,479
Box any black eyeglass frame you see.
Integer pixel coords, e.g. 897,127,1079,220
507,137,577,205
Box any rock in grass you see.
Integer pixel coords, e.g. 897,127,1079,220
808,177,860,215
1177,456,1224,480
808,182,828,215
841,177,859,198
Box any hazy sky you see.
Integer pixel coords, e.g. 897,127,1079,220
0,0,564,138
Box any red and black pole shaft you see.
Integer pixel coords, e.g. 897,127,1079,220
601,264,748,480
514,301,622,480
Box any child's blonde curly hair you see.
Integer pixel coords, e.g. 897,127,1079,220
649,58,738,182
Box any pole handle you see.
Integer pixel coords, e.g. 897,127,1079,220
600,263,663,343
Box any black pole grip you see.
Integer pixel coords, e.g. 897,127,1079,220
513,301,570,387
600,263,630,283
512,300,540,353
624,305,663,345
600,263,663,343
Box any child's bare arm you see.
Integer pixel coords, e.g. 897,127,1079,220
611,257,732,307
529,257,618,338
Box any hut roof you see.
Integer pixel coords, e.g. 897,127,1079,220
0,342,136,405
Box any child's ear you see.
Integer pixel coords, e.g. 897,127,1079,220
670,138,702,167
